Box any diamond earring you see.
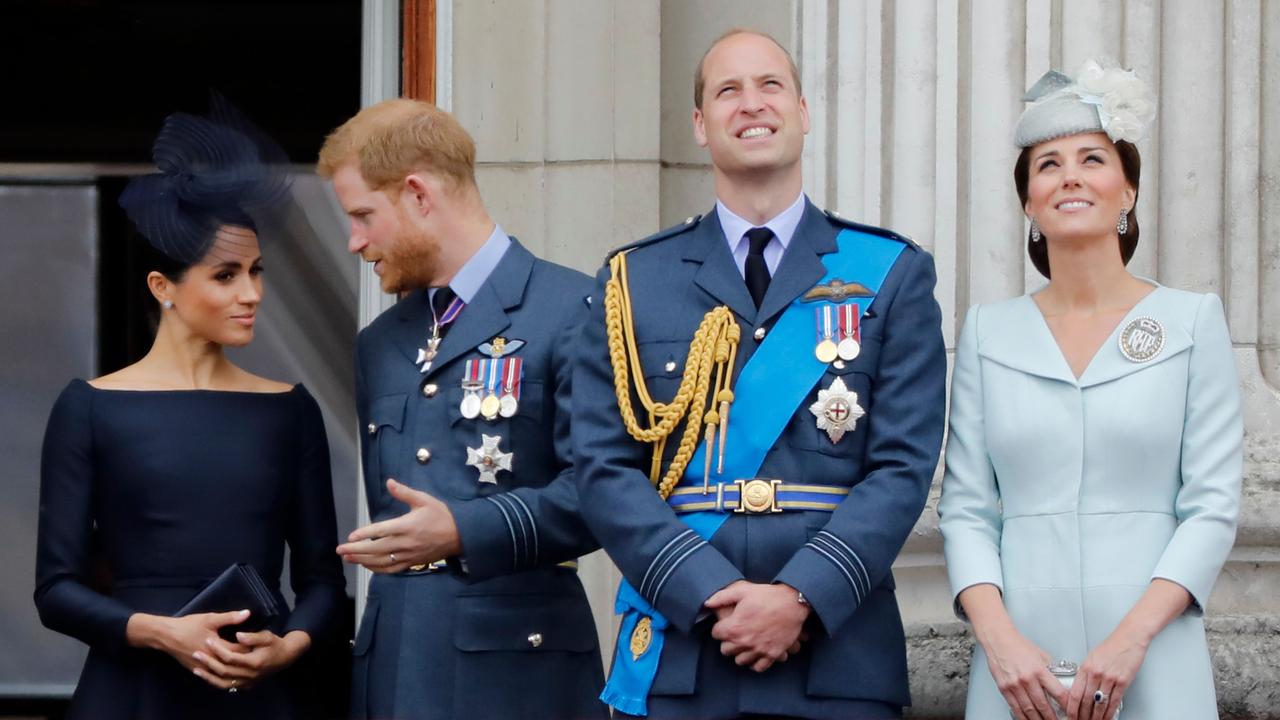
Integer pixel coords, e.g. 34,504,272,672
1117,208,1130,235
162,300,174,310
1030,219,1042,243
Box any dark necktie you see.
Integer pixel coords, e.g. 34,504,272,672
431,286,459,338
743,227,773,308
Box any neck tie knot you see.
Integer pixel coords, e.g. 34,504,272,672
431,286,458,323
745,226,773,256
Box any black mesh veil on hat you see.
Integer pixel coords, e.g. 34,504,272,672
119,94,291,266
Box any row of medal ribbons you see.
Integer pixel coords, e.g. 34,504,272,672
460,356,523,421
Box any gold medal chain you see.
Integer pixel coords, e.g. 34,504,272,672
605,251,741,500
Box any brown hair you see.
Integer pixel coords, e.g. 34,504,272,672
316,98,477,192
693,29,802,111
1014,139,1142,279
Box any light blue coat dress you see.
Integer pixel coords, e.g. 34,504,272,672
938,286,1242,719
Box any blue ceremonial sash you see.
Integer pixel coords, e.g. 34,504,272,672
600,229,906,716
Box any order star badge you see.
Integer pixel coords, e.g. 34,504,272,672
808,376,865,444
466,434,513,485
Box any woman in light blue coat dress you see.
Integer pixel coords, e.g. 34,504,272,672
938,61,1242,720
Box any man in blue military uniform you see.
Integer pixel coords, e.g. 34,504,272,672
573,30,946,719
318,99,606,720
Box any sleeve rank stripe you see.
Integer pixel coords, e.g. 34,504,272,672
491,493,532,568
641,533,702,600
804,541,862,605
487,494,523,567
507,493,540,566
817,530,872,596
639,529,695,598
484,496,520,569
650,539,708,604
813,531,869,596
503,494,535,568
810,534,867,598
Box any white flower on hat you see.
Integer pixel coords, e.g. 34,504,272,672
1071,59,1156,144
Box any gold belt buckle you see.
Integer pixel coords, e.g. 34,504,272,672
734,478,782,513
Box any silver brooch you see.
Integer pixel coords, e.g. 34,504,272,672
808,376,865,444
1118,316,1164,363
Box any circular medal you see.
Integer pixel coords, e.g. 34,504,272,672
837,337,860,361
499,395,518,418
1118,316,1164,363
823,397,852,424
460,392,482,419
815,339,838,364
480,394,502,420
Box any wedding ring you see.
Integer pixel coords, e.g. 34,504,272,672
229,680,238,694
1094,690,1108,704
389,553,398,564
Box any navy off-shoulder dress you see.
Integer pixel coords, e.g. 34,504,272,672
34,379,346,719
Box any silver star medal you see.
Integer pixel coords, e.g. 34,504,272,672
809,376,865,444
466,434,513,485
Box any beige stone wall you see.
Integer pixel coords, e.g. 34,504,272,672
437,1,1280,716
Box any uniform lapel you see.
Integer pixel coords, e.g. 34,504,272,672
393,238,535,380
391,290,435,365
754,201,835,324
684,210,759,322
685,201,836,325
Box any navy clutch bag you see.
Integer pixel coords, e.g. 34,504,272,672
176,563,281,642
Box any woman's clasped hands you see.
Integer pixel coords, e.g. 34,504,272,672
128,610,310,692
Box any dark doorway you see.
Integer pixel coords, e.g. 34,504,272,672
0,0,361,165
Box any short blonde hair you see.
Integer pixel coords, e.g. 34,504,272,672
317,98,477,192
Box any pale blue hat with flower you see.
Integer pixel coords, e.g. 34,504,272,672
1014,59,1156,148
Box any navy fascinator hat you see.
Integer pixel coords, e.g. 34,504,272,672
119,94,291,266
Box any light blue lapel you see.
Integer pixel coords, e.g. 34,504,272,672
977,287,1194,387
976,296,1077,384
1079,287,1193,388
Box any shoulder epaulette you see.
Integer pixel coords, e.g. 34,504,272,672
823,209,919,249
606,214,704,260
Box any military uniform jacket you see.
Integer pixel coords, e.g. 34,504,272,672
573,201,947,718
350,239,606,720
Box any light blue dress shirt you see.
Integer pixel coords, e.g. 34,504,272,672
715,192,805,278
429,223,511,316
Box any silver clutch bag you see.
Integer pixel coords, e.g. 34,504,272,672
1009,661,1121,720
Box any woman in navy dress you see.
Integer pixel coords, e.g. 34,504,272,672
34,105,346,719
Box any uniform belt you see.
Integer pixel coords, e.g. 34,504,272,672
399,559,453,576
398,559,580,576
666,479,850,514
